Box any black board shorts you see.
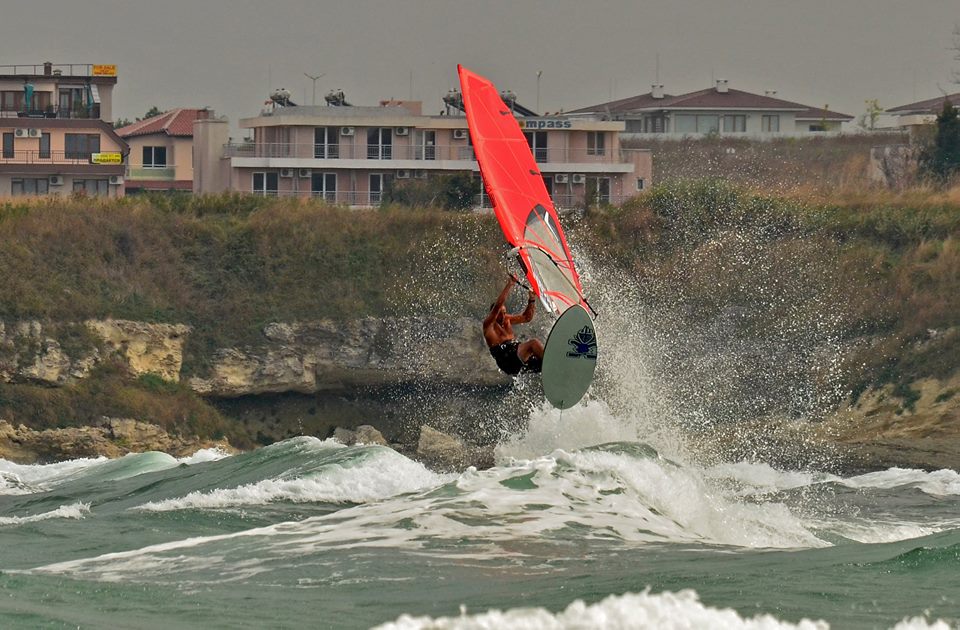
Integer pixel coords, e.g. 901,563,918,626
490,340,542,375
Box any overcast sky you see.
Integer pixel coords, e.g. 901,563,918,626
4,0,958,133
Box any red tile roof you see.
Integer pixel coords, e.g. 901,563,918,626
886,93,960,115
116,108,211,138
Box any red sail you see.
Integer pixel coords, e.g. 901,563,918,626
458,65,588,316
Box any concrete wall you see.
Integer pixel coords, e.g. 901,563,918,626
193,117,230,193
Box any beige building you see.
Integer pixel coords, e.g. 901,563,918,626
196,91,652,208
0,62,127,197
886,93,960,135
117,108,219,193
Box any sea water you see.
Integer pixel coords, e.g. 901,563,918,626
1,400,958,629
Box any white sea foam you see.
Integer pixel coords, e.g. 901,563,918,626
0,456,107,494
176,447,232,465
841,468,960,497
0,502,90,525
703,461,840,496
136,445,447,512
374,589,830,630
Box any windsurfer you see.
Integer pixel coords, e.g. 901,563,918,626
483,277,544,375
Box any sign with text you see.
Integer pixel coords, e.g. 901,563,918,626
91,152,122,164
91,65,117,77
518,118,573,130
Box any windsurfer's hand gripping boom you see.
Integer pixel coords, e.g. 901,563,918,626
482,277,544,376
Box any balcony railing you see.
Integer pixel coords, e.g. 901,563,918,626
242,189,638,208
223,142,628,164
0,105,102,120
0,150,118,165
127,166,175,179
0,63,98,77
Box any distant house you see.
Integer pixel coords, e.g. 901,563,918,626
568,80,853,137
886,93,960,134
116,108,216,193
0,61,128,197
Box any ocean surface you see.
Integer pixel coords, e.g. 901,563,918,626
1,400,958,629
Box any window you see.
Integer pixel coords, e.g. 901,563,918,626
637,178,645,191
809,124,826,132
1,92,22,112
587,132,606,156
586,176,611,205
142,146,167,168
39,133,50,159
369,173,393,204
311,172,337,201
253,172,279,196
367,128,392,160
524,131,548,162
723,115,746,133
314,127,339,159
11,178,49,195
675,115,720,134
64,133,100,159
761,115,780,132
72,179,109,196
2,132,13,159
417,130,436,160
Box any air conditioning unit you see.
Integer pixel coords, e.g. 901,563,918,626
279,168,295,178
27,128,41,138
14,128,27,137
452,129,468,140
395,127,409,136
340,126,355,136
554,174,569,184
109,175,124,185
571,173,586,184
298,168,312,178
396,169,411,179
48,175,64,186
414,170,428,179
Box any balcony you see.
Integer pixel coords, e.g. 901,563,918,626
0,150,119,165
0,105,102,120
0,63,100,77
127,166,175,179
222,142,630,165
240,189,638,209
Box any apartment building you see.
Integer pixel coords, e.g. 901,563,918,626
570,80,853,137
0,62,127,197
197,91,652,208
117,108,217,193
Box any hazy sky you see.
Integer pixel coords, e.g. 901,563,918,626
4,0,958,132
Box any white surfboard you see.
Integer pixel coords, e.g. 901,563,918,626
541,304,598,409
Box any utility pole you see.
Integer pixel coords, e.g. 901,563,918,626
304,72,325,106
536,70,543,114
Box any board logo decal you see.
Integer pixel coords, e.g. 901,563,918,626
566,326,597,360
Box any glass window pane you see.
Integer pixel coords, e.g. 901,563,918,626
675,115,696,133
697,115,719,133
253,172,264,192
40,133,50,158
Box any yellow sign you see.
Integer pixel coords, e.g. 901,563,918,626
92,64,117,77
91,152,122,164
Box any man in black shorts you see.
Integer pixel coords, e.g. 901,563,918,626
482,277,544,375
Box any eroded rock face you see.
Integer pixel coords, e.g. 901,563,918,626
190,317,506,397
416,424,494,471
0,320,98,386
0,418,233,465
86,320,191,382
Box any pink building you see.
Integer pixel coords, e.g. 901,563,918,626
0,62,127,197
117,108,217,193
196,90,651,208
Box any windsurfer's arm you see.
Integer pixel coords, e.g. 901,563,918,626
483,277,516,327
511,291,537,324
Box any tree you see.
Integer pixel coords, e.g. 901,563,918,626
858,99,883,131
113,117,132,128
918,99,960,183
143,106,163,119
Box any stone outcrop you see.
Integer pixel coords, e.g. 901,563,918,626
0,320,98,386
416,424,494,471
0,418,233,464
86,320,191,382
189,317,507,397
